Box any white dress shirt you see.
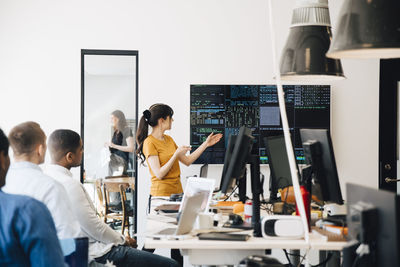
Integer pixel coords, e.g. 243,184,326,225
44,164,125,261
3,161,81,240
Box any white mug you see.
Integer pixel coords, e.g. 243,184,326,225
198,212,214,229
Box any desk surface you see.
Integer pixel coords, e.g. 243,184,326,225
145,205,347,265
144,214,347,251
145,232,346,251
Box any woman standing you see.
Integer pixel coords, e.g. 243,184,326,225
136,103,222,265
136,103,222,197
106,110,134,176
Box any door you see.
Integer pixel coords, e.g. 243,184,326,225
379,59,400,192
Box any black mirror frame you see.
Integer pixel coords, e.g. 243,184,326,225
81,49,139,234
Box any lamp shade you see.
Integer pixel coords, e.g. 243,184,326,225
326,0,400,59
280,0,345,81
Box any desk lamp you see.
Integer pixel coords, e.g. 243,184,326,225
280,0,345,81
327,0,400,59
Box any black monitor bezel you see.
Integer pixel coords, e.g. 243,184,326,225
220,126,254,194
300,128,343,205
219,134,236,191
264,135,294,201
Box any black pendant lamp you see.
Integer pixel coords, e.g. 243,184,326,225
326,0,400,59
280,0,345,81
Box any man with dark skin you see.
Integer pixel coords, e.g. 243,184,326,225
45,129,180,267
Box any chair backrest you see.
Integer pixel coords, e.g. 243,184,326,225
102,181,132,236
103,182,122,193
105,174,129,179
95,180,104,217
103,182,129,210
119,184,128,214
95,180,104,204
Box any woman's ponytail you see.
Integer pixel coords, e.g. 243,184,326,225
136,112,150,164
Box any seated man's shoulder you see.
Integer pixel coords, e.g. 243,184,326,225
45,175,73,193
42,172,67,187
31,173,72,198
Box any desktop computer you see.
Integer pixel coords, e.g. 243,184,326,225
219,126,263,237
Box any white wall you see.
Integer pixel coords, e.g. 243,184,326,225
0,0,379,263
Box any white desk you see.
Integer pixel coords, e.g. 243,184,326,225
144,213,347,266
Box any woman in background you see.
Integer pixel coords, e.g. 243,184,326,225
106,110,134,176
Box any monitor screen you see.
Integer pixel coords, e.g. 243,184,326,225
220,126,254,194
300,128,343,205
219,134,237,191
190,84,330,164
263,135,294,201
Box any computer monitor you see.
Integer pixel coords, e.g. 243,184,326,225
300,129,343,205
345,183,400,267
190,84,331,164
220,126,254,194
263,135,294,202
219,134,237,192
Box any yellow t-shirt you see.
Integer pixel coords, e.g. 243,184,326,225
143,134,183,196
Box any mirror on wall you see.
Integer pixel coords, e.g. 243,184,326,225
81,49,138,233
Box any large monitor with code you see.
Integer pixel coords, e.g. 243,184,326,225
190,84,330,164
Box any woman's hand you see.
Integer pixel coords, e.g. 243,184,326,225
174,146,192,157
177,133,222,166
104,142,113,148
204,132,223,147
105,137,134,153
148,146,192,179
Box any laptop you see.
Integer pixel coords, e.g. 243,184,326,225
154,192,207,236
179,177,215,213
154,177,215,216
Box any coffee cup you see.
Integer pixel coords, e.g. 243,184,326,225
198,212,214,229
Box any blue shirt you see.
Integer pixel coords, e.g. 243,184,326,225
0,190,65,267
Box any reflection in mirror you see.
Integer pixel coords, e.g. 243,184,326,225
81,50,138,234
83,54,137,180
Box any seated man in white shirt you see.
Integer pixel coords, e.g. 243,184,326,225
46,129,179,267
3,121,81,240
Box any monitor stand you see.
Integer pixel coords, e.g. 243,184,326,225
268,173,281,203
238,170,247,203
226,154,263,237
248,154,262,237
